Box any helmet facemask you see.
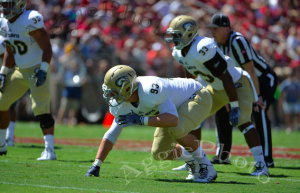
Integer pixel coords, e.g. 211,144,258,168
165,15,199,50
166,25,199,50
0,0,27,20
102,76,138,107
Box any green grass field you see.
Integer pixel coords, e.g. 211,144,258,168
1,122,300,193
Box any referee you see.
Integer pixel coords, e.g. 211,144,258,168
206,13,278,167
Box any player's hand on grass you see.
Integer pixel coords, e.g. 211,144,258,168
85,165,100,177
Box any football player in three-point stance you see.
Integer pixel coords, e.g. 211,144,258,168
0,0,56,160
165,15,269,176
85,65,217,182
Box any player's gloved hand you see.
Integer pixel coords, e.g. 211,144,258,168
30,69,47,87
30,62,49,87
118,112,144,127
0,66,9,93
0,74,6,93
85,165,100,177
229,101,240,126
85,159,101,177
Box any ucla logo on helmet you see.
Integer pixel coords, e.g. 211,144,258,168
183,22,195,31
115,76,129,87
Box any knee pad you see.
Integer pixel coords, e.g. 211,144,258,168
36,114,55,129
242,125,254,135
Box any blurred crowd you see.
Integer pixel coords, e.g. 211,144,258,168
19,0,300,130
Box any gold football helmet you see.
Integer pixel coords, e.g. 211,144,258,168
0,0,27,20
165,15,199,50
102,65,139,107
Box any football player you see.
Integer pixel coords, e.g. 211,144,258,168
0,0,56,160
0,34,17,147
85,65,217,183
165,15,269,176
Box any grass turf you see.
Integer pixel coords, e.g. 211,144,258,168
0,122,300,193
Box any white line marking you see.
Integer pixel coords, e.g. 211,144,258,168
0,182,139,193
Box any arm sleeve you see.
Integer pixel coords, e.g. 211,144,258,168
232,36,253,65
203,51,227,77
158,97,178,117
103,118,124,144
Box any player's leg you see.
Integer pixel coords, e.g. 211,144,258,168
0,68,29,155
6,101,18,146
172,123,202,171
27,66,56,160
153,88,217,182
211,105,232,164
236,75,269,176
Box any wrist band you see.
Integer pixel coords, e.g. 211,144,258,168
93,159,102,166
230,101,239,108
40,62,49,72
0,66,9,75
143,117,149,125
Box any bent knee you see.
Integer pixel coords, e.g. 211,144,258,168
151,149,172,161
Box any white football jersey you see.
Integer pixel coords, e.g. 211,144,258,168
173,36,242,90
109,76,202,118
0,10,45,69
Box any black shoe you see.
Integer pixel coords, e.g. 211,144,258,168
210,156,231,164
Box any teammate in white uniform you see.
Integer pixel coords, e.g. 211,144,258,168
0,35,17,147
85,65,218,182
166,15,269,176
0,0,56,160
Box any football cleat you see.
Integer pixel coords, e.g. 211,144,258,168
250,162,270,176
0,143,7,155
185,160,200,180
85,165,100,177
6,138,14,147
37,147,56,161
172,163,189,171
210,156,231,164
193,164,217,183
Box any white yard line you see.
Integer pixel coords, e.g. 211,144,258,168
0,182,139,193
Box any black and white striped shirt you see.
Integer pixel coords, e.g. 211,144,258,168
216,30,268,77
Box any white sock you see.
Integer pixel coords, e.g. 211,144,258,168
44,135,54,151
6,121,15,140
0,129,7,145
250,146,265,165
190,145,212,165
175,145,194,161
93,159,102,166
